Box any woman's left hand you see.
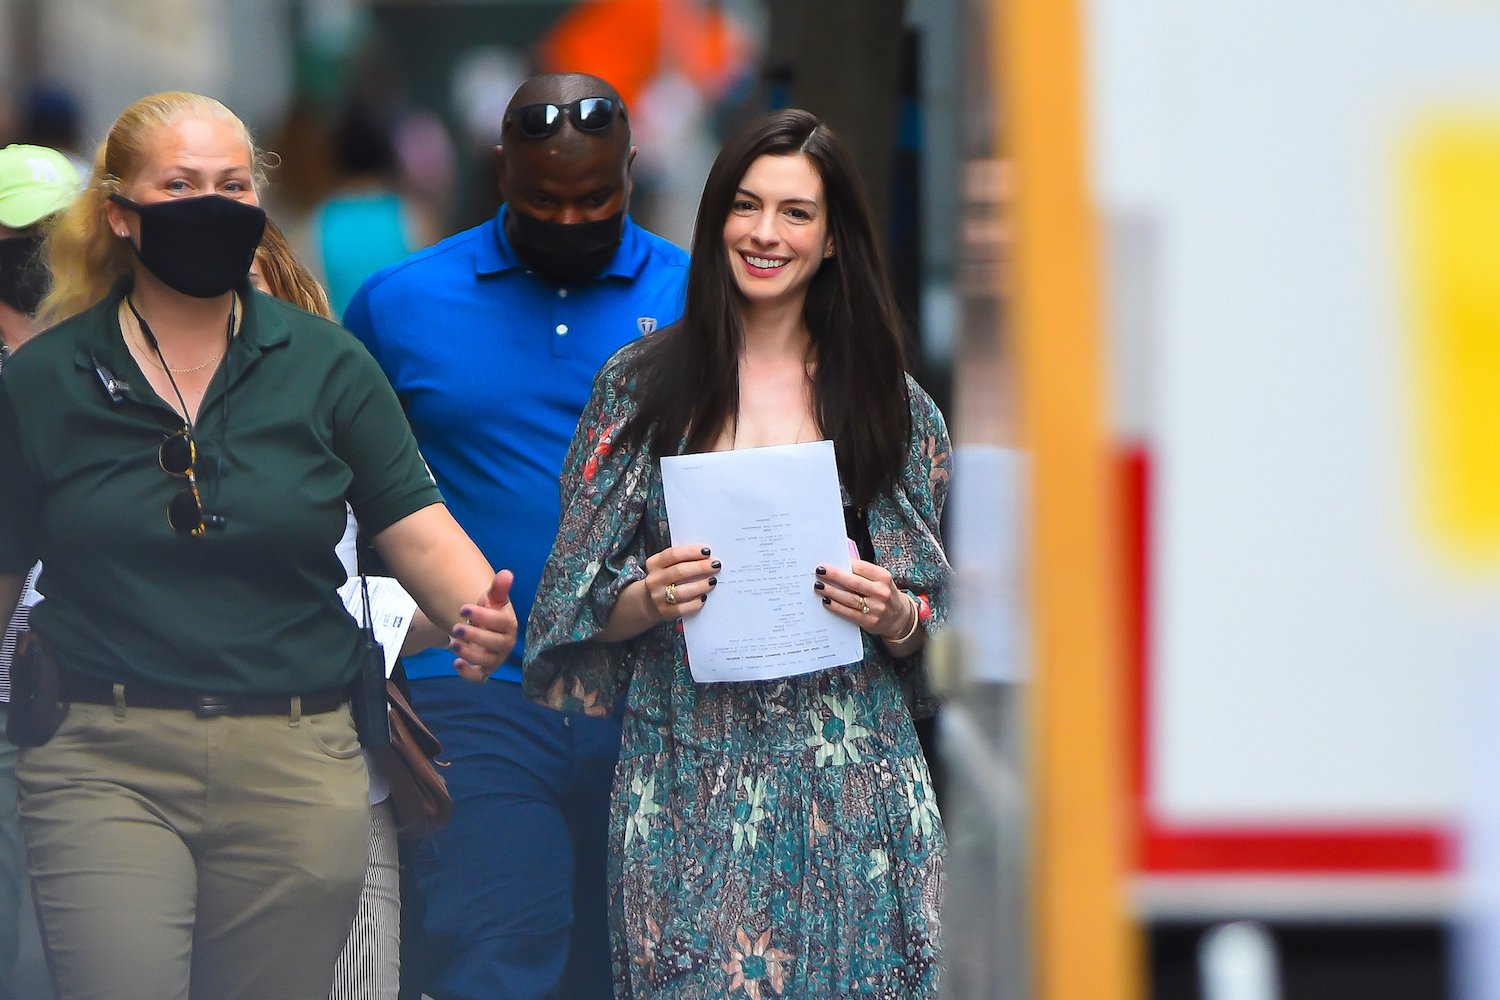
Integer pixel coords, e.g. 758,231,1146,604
814,559,911,638
448,570,518,682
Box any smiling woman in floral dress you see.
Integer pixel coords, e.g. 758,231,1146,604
524,108,950,999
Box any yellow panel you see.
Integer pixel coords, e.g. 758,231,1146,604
1404,118,1500,558
995,0,1144,994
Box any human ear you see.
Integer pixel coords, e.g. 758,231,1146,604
104,199,132,240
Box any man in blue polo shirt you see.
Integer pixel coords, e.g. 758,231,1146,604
344,73,687,1000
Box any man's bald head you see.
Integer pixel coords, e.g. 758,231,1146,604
495,73,638,283
501,73,631,150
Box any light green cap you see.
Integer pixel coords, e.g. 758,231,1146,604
0,144,80,229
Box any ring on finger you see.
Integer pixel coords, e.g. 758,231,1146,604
858,595,870,615
665,583,678,605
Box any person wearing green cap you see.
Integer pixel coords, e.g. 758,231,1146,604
0,143,80,355
0,140,78,995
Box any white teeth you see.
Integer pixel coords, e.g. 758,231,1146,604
744,255,787,269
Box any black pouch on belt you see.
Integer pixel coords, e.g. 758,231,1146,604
7,632,69,747
348,574,391,750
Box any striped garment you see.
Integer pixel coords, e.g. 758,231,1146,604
0,567,37,705
0,345,30,705
328,799,401,1000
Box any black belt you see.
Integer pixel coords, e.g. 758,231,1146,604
61,672,345,718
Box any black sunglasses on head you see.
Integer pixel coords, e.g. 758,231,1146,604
508,97,622,139
159,428,212,537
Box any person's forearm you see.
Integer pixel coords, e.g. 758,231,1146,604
597,546,719,643
398,609,450,657
597,578,663,643
373,505,494,633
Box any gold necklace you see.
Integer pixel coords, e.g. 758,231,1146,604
122,306,226,374
145,348,225,375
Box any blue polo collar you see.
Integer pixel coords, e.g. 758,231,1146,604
475,205,649,283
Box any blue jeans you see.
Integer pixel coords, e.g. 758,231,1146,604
406,677,620,1000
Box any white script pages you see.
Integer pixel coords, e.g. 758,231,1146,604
336,575,418,677
660,440,864,682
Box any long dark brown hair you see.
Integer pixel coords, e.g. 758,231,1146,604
616,108,910,509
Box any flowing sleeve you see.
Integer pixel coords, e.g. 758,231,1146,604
522,347,654,714
868,375,953,718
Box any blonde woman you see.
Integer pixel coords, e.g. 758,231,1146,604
0,92,516,1000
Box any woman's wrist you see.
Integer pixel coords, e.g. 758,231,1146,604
598,578,659,642
643,576,664,622
882,592,921,645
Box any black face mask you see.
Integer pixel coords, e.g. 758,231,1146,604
0,232,49,316
507,209,625,285
110,194,267,298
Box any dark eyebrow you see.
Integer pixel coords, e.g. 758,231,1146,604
735,186,819,211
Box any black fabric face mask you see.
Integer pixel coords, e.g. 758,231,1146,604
508,209,625,285
0,232,49,316
110,194,267,298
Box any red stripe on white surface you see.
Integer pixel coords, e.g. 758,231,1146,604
1120,446,1454,876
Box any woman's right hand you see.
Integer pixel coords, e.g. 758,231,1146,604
597,545,721,642
641,545,720,621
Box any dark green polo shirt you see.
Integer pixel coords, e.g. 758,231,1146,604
0,279,442,695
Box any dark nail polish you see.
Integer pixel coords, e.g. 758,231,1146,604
814,581,825,591
711,560,722,570
816,566,827,576
452,625,467,638
449,640,461,651
460,607,474,618
701,547,712,556
700,594,708,603
821,596,831,605
709,577,718,587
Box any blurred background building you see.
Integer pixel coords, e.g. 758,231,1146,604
0,0,955,401
7,1,1500,999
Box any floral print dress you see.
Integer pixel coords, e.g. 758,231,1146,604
524,345,951,999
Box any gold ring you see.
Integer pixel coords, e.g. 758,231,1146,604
858,595,870,615
665,583,678,605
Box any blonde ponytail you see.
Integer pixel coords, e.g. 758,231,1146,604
36,143,131,328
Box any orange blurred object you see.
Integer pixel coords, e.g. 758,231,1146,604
538,0,751,107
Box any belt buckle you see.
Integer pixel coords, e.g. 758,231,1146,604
193,695,231,718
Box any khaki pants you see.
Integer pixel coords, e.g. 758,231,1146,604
18,700,368,1000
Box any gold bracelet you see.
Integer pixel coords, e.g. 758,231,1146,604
883,593,921,645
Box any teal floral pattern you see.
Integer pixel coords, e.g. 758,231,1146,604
525,343,951,998
806,694,874,767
